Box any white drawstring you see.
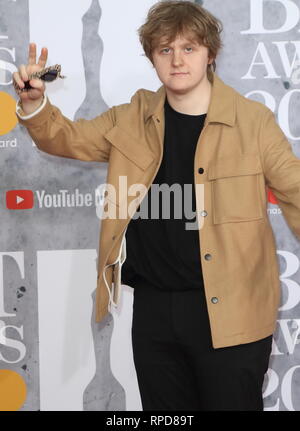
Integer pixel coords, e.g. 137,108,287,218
103,227,127,312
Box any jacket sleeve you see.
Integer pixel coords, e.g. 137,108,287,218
16,96,115,163
259,107,300,240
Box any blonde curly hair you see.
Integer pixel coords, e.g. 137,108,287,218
138,1,223,83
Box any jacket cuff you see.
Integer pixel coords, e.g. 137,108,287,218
16,94,53,127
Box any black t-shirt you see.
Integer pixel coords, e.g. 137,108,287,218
121,97,206,291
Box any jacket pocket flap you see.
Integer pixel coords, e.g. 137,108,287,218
208,154,262,180
104,125,155,171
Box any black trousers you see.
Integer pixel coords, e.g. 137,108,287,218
131,283,273,411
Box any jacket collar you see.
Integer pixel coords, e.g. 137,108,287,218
145,72,236,127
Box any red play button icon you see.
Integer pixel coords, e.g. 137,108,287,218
6,190,34,210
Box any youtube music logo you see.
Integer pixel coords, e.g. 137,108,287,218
6,190,34,210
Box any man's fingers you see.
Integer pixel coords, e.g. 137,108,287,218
13,73,45,98
28,43,48,69
12,72,24,89
28,43,36,65
12,71,24,96
29,78,45,90
19,64,29,83
37,47,48,68
19,85,44,102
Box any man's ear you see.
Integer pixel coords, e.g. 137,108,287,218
208,56,214,65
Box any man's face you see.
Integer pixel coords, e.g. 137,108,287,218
152,33,213,94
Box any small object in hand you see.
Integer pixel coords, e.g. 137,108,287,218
13,64,66,93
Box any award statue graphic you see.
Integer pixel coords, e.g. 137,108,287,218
79,0,142,411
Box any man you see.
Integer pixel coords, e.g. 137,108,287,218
13,0,300,411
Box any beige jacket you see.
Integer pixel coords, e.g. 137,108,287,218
16,72,300,348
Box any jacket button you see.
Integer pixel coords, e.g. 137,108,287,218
198,168,204,174
112,236,116,240
211,297,219,304
156,118,160,123
204,253,212,261
201,210,208,217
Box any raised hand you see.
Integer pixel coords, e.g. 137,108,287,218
13,43,48,112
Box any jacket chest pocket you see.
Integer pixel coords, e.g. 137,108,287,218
208,154,264,224
103,125,155,207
